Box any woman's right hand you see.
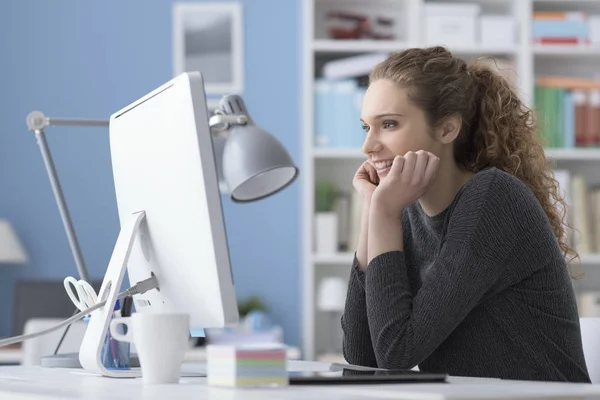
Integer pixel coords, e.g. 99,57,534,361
353,161,379,199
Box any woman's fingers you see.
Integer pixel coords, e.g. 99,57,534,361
424,152,440,183
400,151,416,181
414,150,429,182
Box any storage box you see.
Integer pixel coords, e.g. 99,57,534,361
589,16,600,44
426,15,478,46
479,15,516,47
424,3,480,46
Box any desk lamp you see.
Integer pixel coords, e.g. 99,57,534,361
25,93,298,368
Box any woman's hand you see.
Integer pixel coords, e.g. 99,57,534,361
372,150,440,218
353,161,379,199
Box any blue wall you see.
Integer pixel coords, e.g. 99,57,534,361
0,0,302,347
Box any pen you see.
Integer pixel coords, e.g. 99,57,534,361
110,299,121,368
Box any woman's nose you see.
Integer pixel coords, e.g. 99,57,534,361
362,132,382,154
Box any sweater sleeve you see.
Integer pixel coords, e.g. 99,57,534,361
364,172,558,369
341,254,378,367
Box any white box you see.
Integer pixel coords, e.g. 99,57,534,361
426,15,478,46
425,3,480,47
589,16,600,45
479,15,516,47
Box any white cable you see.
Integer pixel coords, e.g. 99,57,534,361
63,276,98,313
0,301,108,347
0,275,159,348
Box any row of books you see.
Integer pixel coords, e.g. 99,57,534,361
555,170,600,255
532,11,600,45
314,78,366,149
535,76,600,148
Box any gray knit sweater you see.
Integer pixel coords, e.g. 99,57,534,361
341,167,591,382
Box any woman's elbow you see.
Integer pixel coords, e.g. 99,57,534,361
373,338,417,370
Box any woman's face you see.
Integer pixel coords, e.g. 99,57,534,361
360,79,442,179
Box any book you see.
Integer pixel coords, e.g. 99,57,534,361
571,174,594,254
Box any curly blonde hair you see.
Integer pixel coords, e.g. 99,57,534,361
370,46,577,272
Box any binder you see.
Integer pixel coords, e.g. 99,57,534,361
332,79,358,149
314,79,334,148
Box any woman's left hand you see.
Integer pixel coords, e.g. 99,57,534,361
372,150,440,218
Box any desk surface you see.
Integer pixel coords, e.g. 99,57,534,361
0,345,301,365
1,365,600,400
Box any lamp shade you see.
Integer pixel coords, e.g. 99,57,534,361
217,95,298,202
223,125,298,202
0,219,28,264
317,277,347,312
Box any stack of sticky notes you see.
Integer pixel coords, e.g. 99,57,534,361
206,344,288,387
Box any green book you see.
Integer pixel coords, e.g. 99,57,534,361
535,86,550,147
555,88,565,148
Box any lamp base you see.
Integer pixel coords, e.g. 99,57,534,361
41,353,81,368
41,352,140,368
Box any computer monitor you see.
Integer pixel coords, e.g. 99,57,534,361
79,72,239,377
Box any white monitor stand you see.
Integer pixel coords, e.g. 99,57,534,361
79,211,146,377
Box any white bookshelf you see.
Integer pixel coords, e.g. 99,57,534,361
302,0,600,361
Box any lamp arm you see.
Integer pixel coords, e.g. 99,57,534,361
26,111,109,283
27,111,109,131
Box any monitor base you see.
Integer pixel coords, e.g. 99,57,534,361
41,352,140,369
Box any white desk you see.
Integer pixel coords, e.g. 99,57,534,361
1,365,600,400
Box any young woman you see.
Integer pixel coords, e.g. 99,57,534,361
341,46,591,383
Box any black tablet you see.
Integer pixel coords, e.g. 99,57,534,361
289,368,447,385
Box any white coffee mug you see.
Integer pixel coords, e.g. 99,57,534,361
110,313,190,384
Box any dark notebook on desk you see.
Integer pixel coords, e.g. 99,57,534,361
289,368,447,385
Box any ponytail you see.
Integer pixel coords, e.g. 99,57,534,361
465,65,576,267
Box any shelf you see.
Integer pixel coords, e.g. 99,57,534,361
534,45,600,56
545,148,600,161
313,40,517,55
313,252,354,264
314,148,600,161
431,44,518,55
313,148,364,159
313,39,412,54
314,252,600,265
579,254,600,265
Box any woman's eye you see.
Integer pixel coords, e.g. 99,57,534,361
361,124,370,132
382,120,397,129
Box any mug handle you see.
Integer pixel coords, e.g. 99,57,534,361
109,317,133,343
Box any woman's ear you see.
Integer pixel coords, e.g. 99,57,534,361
436,114,462,144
